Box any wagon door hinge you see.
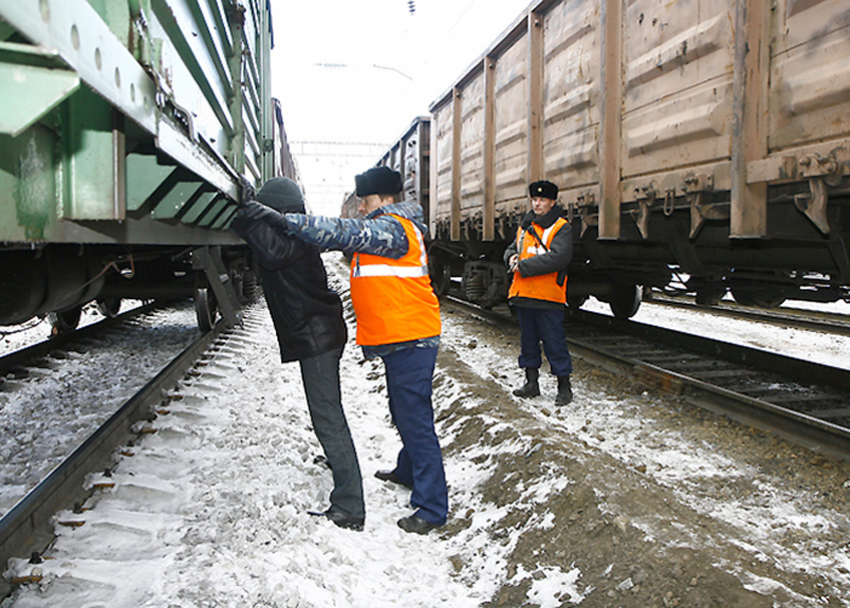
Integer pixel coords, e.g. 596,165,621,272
575,192,597,238
684,174,724,239
631,185,657,239
793,154,842,235
794,177,830,234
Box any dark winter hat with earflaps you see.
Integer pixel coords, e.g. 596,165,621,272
355,166,403,198
529,180,559,200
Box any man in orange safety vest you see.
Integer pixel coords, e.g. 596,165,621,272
253,166,448,535
504,180,574,406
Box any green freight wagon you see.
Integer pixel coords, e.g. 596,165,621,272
0,0,295,331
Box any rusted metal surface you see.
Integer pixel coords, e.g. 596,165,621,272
598,0,622,239
429,0,850,214
375,116,431,219
730,0,769,238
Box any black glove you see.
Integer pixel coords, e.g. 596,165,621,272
239,175,257,207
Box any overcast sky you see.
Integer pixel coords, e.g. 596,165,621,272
268,0,533,214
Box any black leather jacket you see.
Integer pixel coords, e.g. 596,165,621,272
231,204,347,362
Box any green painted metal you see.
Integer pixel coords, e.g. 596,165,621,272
0,0,277,245
0,126,56,242
180,191,220,224
227,1,246,173
62,87,124,221
153,181,206,219
212,205,237,230
0,42,80,137
196,197,230,227
126,154,178,212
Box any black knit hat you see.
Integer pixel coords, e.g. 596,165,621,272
529,180,559,200
256,177,305,213
355,166,403,197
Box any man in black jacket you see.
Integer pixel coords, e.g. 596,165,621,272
230,177,365,531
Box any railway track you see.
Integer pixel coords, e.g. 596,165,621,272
0,302,161,378
642,292,850,336
443,294,850,461
0,303,236,598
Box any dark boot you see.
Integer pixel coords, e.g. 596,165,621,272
555,376,573,406
513,368,540,398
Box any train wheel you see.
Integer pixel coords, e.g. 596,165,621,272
195,287,218,332
48,306,83,335
567,294,587,311
731,287,785,308
609,284,642,319
96,298,122,318
429,253,451,296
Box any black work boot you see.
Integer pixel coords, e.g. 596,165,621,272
512,368,540,398
555,376,573,406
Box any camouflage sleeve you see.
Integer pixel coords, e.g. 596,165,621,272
281,213,409,259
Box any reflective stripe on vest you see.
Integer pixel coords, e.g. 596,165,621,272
508,217,568,304
349,214,441,346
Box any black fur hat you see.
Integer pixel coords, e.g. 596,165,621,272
256,177,305,213
529,180,559,200
355,166,403,197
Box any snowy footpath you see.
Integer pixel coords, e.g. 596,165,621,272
4,256,850,607
5,312,475,606
4,300,564,607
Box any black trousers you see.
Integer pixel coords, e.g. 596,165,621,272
516,306,573,377
299,347,365,518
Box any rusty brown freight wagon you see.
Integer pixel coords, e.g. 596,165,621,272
425,0,850,316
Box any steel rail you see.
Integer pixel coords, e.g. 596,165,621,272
577,310,850,390
0,302,162,377
443,295,850,461
643,293,850,336
0,316,228,598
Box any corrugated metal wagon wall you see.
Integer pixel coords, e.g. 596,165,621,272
429,0,850,250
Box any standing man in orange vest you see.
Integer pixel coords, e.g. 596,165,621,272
504,180,574,406
259,166,448,535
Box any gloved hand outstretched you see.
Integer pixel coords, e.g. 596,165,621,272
239,175,257,207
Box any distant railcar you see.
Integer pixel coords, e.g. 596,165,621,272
374,117,431,217
0,0,296,332
404,0,850,316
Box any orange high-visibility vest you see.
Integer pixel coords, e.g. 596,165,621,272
350,214,441,346
508,218,569,304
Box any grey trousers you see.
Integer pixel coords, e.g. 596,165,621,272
299,347,365,519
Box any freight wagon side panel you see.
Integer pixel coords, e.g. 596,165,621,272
432,101,455,237
411,119,430,221
541,0,602,199
621,0,735,194
377,117,430,219
459,73,486,224
0,0,276,246
493,32,530,215
768,0,850,151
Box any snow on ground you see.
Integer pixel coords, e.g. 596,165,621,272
0,304,201,515
582,296,850,372
2,300,534,607
3,259,850,606
0,301,122,356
